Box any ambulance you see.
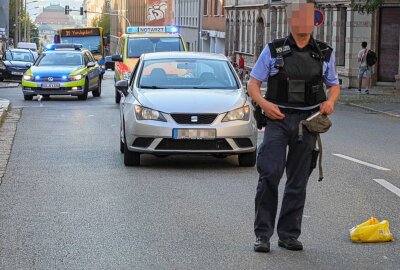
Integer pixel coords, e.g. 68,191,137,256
112,26,187,103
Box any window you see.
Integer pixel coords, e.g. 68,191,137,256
214,0,221,16
203,0,209,15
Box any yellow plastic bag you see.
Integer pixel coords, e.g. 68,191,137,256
350,217,394,243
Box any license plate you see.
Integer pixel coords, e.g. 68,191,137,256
11,71,23,75
172,129,216,140
42,83,60,89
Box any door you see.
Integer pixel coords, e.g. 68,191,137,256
378,8,400,82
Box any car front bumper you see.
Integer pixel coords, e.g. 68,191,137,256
21,78,85,96
124,113,258,155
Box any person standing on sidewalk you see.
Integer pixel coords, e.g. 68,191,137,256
238,54,245,81
247,0,340,253
358,41,371,94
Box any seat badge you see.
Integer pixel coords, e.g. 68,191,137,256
191,116,198,123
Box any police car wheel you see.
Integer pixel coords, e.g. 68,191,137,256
78,80,89,100
92,78,101,97
238,148,257,167
23,95,33,101
115,89,121,104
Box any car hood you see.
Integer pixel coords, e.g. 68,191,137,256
29,66,83,76
135,89,247,114
4,60,33,67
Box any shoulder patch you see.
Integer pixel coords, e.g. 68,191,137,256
315,40,333,62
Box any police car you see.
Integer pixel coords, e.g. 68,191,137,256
112,26,187,103
21,44,101,100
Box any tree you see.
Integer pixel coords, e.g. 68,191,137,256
351,0,385,14
90,4,110,36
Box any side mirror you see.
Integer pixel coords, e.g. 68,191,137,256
112,54,123,62
115,80,129,96
25,63,32,67
87,61,96,68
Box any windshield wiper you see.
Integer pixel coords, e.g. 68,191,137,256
140,85,167,89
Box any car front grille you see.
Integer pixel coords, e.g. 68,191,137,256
170,114,218,124
233,138,253,148
155,139,232,151
35,76,64,82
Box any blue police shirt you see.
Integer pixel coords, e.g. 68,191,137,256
250,40,339,109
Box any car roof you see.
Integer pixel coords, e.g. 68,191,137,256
8,48,34,53
43,50,85,54
142,52,229,61
123,33,181,38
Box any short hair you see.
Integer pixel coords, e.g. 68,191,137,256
286,0,316,17
361,41,367,48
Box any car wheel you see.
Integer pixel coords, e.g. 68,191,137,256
123,133,140,166
23,95,33,101
0,77,4,81
92,78,102,97
115,88,121,104
238,148,257,167
78,79,89,100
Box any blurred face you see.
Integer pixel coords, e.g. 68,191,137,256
288,2,315,35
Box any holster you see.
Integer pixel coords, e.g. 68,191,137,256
309,148,320,176
254,105,266,130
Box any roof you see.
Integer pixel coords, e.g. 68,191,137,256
43,4,65,13
142,52,229,61
7,48,35,53
34,4,75,25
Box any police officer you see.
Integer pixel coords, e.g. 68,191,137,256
247,0,340,252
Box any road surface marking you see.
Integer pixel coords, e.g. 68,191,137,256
332,153,391,171
373,179,400,198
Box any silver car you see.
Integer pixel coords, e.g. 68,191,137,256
116,52,258,166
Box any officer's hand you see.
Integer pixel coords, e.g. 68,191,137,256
263,101,285,120
320,100,335,115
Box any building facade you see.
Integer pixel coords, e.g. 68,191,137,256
201,0,225,54
0,0,9,52
225,0,400,89
174,0,201,51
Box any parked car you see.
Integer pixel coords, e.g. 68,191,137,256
104,56,115,70
21,43,101,100
117,52,258,167
17,42,38,52
0,49,36,82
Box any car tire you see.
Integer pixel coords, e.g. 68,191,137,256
23,95,33,101
120,139,125,153
92,78,102,97
0,77,4,81
78,79,89,100
124,137,140,166
115,88,121,104
238,148,257,167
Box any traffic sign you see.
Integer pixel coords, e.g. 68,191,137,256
314,10,324,26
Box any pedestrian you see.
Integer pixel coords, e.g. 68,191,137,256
238,53,245,81
358,41,371,94
230,52,237,70
247,0,340,253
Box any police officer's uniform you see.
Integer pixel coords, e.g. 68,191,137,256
250,34,339,241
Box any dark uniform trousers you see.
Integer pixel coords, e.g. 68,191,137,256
254,109,317,240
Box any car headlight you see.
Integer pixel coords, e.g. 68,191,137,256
222,105,251,122
23,75,33,81
123,72,131,80
68,74,83,81
134,105,166,122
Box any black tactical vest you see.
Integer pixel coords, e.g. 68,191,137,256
266,36,333,107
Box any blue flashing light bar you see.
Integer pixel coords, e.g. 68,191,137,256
126,26,178,34
44,43,83,51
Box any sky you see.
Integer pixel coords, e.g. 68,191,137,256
27,0,84,21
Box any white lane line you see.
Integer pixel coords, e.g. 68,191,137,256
373,179,400,198
332,153,391,171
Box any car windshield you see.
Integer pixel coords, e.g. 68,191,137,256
127,37,184,58
5,51,35,62
36,53,83,66
139,58,239,90
61,36,101,55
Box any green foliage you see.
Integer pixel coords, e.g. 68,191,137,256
90,5,110,36
351,0,385,14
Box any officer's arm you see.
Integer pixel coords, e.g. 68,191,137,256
248,77,285,120
320,51,341,115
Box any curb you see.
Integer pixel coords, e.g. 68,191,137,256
341,102,400,118
0,99,11,126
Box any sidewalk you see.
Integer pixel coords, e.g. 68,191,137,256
339,86,400,118
0,98,10,125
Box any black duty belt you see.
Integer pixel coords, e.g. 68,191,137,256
279,107,319,114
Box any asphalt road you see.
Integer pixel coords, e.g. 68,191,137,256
0,71,399,269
